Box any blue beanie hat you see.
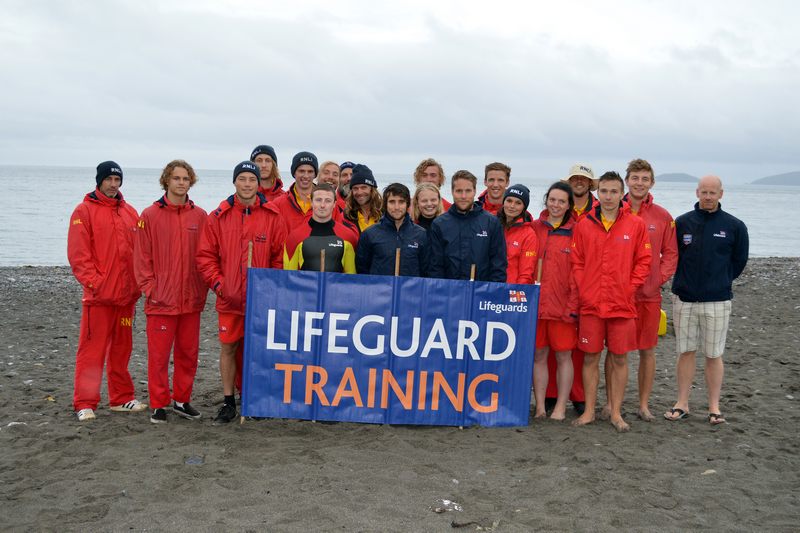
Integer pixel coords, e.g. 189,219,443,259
503,184,531,210
233,161,260,183
291,151,319,177
96,161,123,187
350,164,377,188
250,145,278,165
339,161,356,171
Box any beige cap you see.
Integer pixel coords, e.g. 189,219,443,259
562,163,598,191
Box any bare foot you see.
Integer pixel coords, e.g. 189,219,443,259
599,405,611,421
572,413,595,427
550,409,566,421
534,410,547,419
610,415,630,432
637,408,655,422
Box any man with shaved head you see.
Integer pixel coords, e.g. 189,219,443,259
665,175,748,425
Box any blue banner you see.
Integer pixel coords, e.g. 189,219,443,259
242,269,538,426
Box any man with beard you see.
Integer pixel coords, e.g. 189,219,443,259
251,144,285,201
68,161,144,421
356,183,429,276
344,164,382,234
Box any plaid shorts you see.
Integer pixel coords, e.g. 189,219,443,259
672,296,732,358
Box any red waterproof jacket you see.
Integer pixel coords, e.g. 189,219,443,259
196,193,287,315
258,176,286,202
135,195,208,315
504,216,538,284
531,211,578,321
477,190,503,216
571,205,652,318
272,183,349,234
624,193,678,303
68,190,140,306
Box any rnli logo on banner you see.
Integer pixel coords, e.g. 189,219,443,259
509,290,527,303
683,233,693,245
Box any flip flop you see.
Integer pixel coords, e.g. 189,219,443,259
664,408,689,421
708,413,727,425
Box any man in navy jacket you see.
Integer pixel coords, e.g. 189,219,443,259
665,175,748,425
428,170,507,282
356,183,429,276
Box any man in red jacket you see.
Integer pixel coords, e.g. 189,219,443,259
68,161,145,421
135,160,208,424
272,151,318,233
196,161,287,423
571,171,652,432
623,158,677,421
477,162,511,216
251,144,285,201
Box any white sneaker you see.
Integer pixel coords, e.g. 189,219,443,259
76,408,96,421
110,399,147,412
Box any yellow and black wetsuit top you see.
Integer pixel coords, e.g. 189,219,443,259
283,218,357,273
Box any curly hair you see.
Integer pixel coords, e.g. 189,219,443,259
625,158,654,180
159,160,197,191
413,158,446,188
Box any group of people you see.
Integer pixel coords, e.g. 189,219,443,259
67,148,749,431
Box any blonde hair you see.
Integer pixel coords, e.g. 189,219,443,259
413,158,446,188
412,182,444,221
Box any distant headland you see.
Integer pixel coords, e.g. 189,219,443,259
751,171,800,186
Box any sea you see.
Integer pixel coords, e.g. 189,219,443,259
0,165,796,266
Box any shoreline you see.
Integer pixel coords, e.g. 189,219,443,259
1,258,798,530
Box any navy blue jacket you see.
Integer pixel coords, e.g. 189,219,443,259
356,214,429,276
672,202,749,302
428,203,507,282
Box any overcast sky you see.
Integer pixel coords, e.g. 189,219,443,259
1,0,797,182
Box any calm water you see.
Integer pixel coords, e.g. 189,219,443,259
0,165,796,265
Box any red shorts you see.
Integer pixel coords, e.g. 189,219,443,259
635,301,661,350
218,312,244,344
578,315,637,354
535,319,577,352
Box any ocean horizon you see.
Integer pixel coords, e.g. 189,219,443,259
0,165,795,266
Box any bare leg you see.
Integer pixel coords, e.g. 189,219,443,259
573,352,600,426
637,348,656,421
705,355,724,415
220,341,239,396
600,350,613,420
608,352,630,432
551,350,573,420
665,350,696,418
533,347,549,418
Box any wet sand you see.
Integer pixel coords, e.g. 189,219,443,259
1,258,798,531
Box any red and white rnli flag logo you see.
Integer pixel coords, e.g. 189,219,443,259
509,290,527,303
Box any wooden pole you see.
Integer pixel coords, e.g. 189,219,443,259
395,248,401,276
470,264,476,281
536,258,543,285
320,249,326,273
247,241,253,268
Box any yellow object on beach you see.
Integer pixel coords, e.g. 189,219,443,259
658,309,667,336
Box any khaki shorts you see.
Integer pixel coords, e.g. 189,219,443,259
672,296,731,358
